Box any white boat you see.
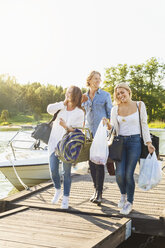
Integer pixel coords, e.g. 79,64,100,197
0,130,50,191
0,130,89,191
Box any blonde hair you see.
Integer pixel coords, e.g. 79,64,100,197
114,83,132,105
86,71,101,87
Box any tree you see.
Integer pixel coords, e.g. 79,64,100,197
103,58,165,122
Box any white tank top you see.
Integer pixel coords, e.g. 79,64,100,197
117,110,141,136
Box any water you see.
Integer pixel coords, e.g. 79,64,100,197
0,131,20,199
150,130,165,156
0,130,36,199
0,130,165,199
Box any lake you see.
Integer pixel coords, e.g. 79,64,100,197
0,129,165,199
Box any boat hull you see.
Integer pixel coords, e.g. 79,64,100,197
0,164,50,191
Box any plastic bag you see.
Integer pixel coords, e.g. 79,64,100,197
90,120,109,165
138,151,162,191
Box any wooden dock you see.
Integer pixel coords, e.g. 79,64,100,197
0,206,131,248
0,157,165,247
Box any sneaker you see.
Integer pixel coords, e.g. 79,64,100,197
92,191,102,205
118,194,126,209
120,201,132,215
61,196,69,209
51,189,61,204
90,190,97,202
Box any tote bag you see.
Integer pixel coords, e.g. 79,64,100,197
138,152,162,191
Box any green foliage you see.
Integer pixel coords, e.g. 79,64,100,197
148,121,165,129
81,87,88,93
11,114,34,123
0,75,66,116
1,122,10,126
103,57,165,122
0,113,53,127
1,109,9,122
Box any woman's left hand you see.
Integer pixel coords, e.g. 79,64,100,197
147,143,155,154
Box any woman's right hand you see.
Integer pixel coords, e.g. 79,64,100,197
81,94,88,103
102,117,112,130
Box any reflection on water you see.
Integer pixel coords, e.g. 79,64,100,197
0,171,13,199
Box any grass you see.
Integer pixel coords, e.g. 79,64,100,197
0,113,165,129
0,113,50,127
148,121,165,129
11,114,34,123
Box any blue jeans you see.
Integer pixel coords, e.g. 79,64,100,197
115,134,141,204
49,153,72,196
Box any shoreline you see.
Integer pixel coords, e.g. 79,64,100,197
0,124,34,131
0,124,165,131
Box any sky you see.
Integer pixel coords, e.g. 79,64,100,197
0,0,165,88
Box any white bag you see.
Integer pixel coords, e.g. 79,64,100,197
90,120,109,165
138,151,162,191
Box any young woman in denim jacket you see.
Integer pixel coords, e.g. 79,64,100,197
82,71,112,204
105,83,155,215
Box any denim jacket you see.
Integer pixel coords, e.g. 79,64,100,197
82,88,112,136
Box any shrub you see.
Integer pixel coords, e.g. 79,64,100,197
1,110,9,122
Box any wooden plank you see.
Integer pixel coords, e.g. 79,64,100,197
0,208,130,248
89,219,131,248
0,240,45,248
0,206,28,219
1,181,53,203
1,158,165,239
162,208,165,217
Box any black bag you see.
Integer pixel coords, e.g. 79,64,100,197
31,110,60,144
137,102,159,159
141,134,159,159
109,136,123,162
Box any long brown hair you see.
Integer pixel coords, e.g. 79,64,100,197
69,86,82,109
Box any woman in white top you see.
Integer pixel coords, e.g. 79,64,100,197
104,83,155,215
47,86,84,209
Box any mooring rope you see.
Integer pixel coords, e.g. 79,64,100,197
8,156,29,190
5,146,29,191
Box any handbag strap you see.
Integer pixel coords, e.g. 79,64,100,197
136,101,142,136
48,109,61,125
75,127,93,144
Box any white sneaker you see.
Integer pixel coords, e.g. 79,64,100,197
120,201,132,215
118,194,126,209
61,196,69,209
51,189,61,204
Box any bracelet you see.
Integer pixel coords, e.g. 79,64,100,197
65,126,69,132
